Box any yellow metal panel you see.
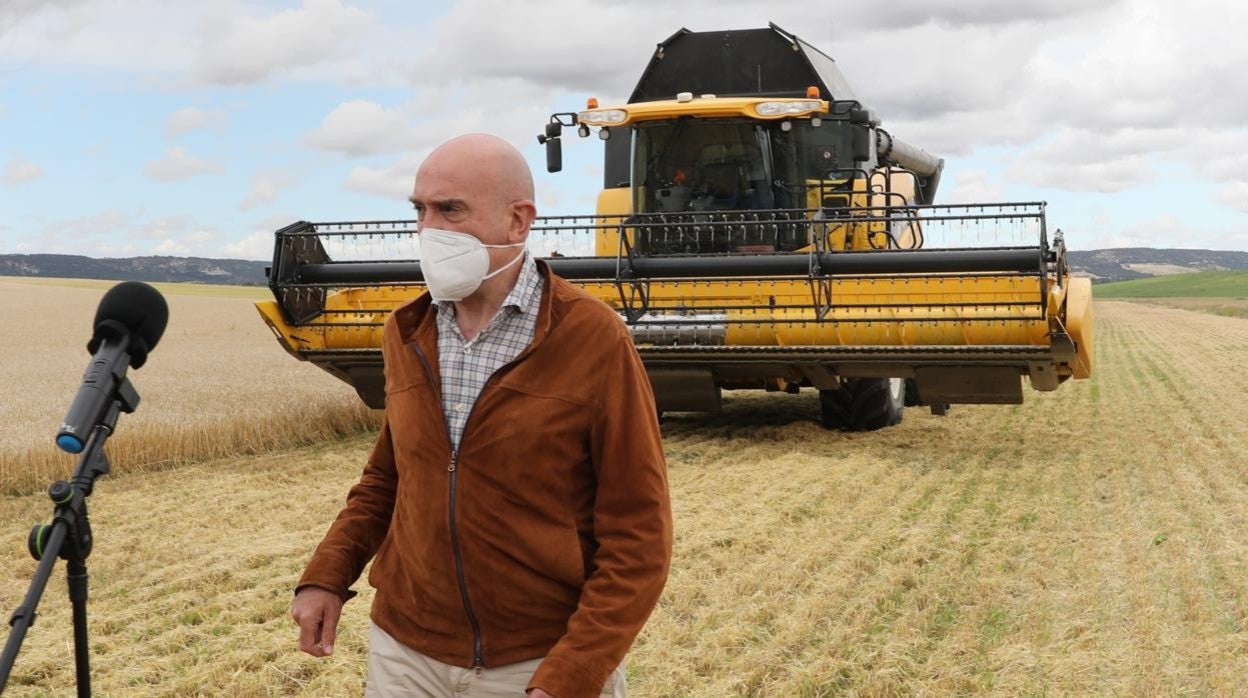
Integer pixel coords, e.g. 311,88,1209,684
262,273,1059,353
594,188,632,256
577,276,1051,347
1064,277,1094,378
591,97,829,125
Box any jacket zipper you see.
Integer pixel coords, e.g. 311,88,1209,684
413,340,532,671
445,448,484,669
411,342,485,668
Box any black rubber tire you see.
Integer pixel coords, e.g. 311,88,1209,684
819,378,905,431
904,378,922,407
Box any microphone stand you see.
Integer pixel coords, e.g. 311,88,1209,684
0,377,139,696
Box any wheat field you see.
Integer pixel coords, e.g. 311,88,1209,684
2,300,1247,695
0,277,380,495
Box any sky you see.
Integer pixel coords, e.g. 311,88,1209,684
2,0,1247,260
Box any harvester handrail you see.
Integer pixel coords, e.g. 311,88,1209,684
266,202,1058,333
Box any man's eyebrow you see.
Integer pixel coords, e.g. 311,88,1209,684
408,197,467,207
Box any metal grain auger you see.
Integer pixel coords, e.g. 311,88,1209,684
256,24,1092,431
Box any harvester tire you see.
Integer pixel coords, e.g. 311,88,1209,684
904,378,922,407
819,378,905,431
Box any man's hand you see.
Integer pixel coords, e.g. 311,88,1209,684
528,690,554,698
291,586,344,657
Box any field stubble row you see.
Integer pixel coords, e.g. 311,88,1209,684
2,299,1248,695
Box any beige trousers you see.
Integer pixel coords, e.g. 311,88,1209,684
365,621,627,697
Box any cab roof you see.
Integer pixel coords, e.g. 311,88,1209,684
628,23,858,104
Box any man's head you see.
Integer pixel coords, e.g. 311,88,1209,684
409,134,536,250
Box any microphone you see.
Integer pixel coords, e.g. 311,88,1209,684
55,282,169,454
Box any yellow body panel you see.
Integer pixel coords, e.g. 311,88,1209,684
584,97,828,126
1064,277,1094,379
594,188,632,256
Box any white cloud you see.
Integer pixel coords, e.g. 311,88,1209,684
845,0,1118,29
943,169,1003,204
141,230,220,257
1049,210,1248,253
1173,129,1248,186
1020,154,1155,194
1,1,196,74
152,238,191,256
1005,128,1185,193
34,210,129,241
144,146,222,181
1218,182,1248,215
223,229,274,260
166,107,224,137
124,215,218,244
1090,213,1248,251
1030,1,1248,131
0,0,82,35
240,170,295,210
0,1,384,87
303,100,418,156
535,180,565,210
304,83,554,159
2,158,43,184
192,0,371,85
345,151,426,201
326,79,556,200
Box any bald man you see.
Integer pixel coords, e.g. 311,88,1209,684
291,134,672,698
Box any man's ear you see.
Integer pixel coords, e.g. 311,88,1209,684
508,200,537,243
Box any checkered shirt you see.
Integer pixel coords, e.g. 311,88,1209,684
433,252,544,451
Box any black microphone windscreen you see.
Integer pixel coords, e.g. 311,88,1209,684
89,281,170,368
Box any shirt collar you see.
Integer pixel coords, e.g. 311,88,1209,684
502,251,541,316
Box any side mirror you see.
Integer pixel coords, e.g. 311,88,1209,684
542,122,562,173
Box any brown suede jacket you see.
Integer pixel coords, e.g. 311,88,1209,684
297,262,673,698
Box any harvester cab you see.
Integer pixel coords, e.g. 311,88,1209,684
256,24,1093,431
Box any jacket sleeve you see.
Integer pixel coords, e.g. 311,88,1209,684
529,325,673,698
295,412,398,601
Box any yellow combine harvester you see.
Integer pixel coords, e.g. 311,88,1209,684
256,24,1092,430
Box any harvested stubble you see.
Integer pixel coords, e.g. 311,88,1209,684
0,278,380,495
1136,297,1248,320
2,300,1248,695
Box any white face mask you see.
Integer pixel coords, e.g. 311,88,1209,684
418,227,526,301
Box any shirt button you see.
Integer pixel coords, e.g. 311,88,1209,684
454,403,464,413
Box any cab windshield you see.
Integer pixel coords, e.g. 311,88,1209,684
631,118,855,215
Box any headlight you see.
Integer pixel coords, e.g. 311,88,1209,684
754,100,824,117
577,109,628,126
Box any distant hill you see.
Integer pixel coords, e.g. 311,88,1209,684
3,247,1247,287
1067,248,1248,283
1093,270,1248,298
0,254,268,285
